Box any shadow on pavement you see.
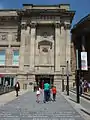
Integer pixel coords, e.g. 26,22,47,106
69,98,77,103
81,109,90,116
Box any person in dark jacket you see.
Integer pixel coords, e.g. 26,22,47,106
15,81,20,97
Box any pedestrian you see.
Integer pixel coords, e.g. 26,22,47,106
15,81,20,97
43,81,50,103
36,87,40,103
84,80,88,92
52,86,57,101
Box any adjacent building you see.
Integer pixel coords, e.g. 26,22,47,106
71,14,90,82
0,4,75,89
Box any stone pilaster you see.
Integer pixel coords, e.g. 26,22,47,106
59,24,66,70
19,24,26,71
55,23,60,72
24,26,30,66
30,23,36,71
6,33,12,66
65,24,71,72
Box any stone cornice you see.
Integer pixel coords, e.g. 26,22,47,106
17,9,75,18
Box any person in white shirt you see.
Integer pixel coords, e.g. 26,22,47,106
36,87,40,103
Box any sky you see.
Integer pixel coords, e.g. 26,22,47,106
0,0,90,27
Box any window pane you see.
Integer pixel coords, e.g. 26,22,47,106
0,50,5,65
13,50,19,66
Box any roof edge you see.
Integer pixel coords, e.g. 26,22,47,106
71,14,90,32
23,3,70,7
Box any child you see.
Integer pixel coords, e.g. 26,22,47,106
36,87,40,103
52,86,57,101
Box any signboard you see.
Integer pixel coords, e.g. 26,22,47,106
81,52,88,70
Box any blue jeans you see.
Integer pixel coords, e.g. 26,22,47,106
44,90,49,102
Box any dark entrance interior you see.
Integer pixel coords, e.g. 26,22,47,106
35,75,54,89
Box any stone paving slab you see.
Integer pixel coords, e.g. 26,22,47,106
0,89,29,107
0,91,85,120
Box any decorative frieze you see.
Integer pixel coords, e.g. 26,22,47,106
0,16,18,22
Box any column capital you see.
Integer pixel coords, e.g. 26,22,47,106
21,23,27,30
54,23,60,28
30,23,37,28
65,24,71,29
60,22,66,29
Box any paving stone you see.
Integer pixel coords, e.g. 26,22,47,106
0,92,85,120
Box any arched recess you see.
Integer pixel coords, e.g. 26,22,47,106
38,40,52,49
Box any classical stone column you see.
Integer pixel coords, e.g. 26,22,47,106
59,24,66,69
65,24,71,72
82,35,86,51
55,23,60,71
6,33,12,66
30,23,36,71
19,24,26,71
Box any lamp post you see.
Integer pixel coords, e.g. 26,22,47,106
66,61,69,96
76,49,80,103
62,68,64,92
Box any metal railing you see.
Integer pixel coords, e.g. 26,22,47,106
0,86,14,95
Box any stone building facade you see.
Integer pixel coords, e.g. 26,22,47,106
0,4,75,90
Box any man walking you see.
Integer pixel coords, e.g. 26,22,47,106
15,81,20,97
43,81,50,103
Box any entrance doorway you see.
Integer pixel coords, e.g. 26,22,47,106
35,75,54,89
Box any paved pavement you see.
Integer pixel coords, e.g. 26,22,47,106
0,89,29,106
0,91,86,120
68,91,90,113
63,91,90,120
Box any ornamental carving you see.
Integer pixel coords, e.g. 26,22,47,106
0,33,7,41
38,40,52,49
42,48,48,52
21,24,27,30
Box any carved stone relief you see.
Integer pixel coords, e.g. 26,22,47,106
38,40,52,49
39,45,50,65
0,33,8,41
38,40,52,65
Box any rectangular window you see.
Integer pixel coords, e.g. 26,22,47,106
0,50,5,65
13,50,19,66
